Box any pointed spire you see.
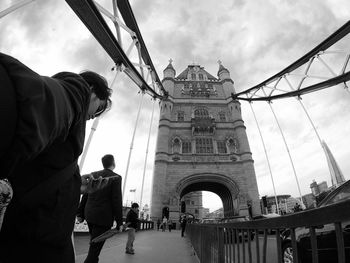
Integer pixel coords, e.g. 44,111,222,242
217,59,229,75
163,58,176,79
165,58,175,71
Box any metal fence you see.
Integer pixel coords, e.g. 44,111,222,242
186,200,350,263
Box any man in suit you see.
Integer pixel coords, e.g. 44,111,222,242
77,154,123,263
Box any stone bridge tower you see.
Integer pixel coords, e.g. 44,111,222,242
151,61,260,221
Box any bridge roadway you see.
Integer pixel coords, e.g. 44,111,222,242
74,229,198,263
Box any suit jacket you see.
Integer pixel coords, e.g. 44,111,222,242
77,169,123,228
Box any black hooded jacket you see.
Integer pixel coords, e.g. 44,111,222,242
0,53,91,252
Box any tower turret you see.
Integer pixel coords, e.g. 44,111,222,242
217,60,235,97
163,59,176,78
162,59,176,97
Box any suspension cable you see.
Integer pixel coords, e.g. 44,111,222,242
140,98,156,212
266,101,304,207
248,101,279,213
122,91,145,200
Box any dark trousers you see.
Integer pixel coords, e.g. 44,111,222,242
84,222,110,263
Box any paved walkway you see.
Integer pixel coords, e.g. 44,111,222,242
74,230,198,263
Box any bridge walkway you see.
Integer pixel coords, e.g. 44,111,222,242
74,229,198,263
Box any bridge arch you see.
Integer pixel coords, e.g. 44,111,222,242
175,173,240,217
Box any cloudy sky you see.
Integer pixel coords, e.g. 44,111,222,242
1,0,349,212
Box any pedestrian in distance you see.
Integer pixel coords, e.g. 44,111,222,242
156,218,161,231
0,52,112,263
168,218,173,232
162,216,168,232
180,216,187,237
124,203,140,255
293,202,303,213
77,154,123,263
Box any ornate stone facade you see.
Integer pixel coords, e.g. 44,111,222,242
151,62,260,221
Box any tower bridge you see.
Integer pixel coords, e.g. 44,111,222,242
2,0,350,262
151,62,260,220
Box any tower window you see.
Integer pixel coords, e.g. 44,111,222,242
177,111,184,121
219,112,226,121
194,108,209,119
191,73,196,80
217,141,227,154
196,138,213,154
198,74,203,80
182,141,192,154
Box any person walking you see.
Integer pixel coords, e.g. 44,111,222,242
180,216,187,237
124,203,140,255
0,52,112,263
77,155,123,263
168,219,173,232
162,216,168,232
156,218,161,231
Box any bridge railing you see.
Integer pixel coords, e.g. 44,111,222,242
138,220,154,231
186,200,350,263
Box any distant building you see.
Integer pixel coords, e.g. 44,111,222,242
203,207,210,218
182,191,204,219
302,193,316,209
321,141,346,187
208,207,224,218
318,181,328,193
264,195,291,214
310,180,329,196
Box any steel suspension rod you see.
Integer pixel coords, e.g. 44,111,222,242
249,101,280,213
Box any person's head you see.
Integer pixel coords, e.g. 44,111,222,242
131,203,139,212
101,154,115,170
79,71,112,120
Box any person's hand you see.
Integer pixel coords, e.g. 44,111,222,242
81,174,110,194
76,217,84,223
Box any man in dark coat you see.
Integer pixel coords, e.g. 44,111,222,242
77,154,123,263
0,52,112,263
180,215,187,237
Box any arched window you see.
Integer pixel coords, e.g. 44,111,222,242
182,141,192,154
194,108,209,119
198,73,203,80
191,73,196,80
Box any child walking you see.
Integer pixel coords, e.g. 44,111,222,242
124,203,139,255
